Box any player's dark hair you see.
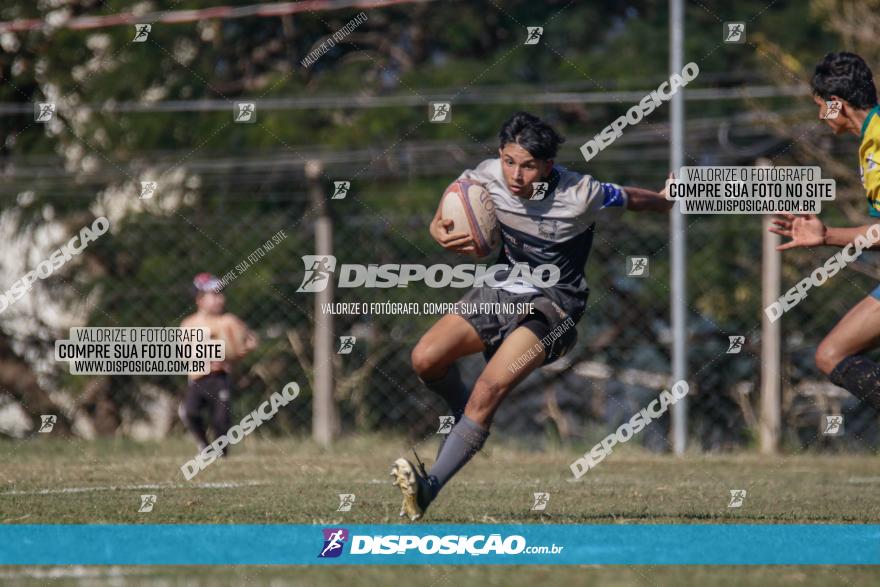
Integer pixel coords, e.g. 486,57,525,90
811,52,878,110
498,111,565,160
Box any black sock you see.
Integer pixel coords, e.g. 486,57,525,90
422,363,470,421
828,355,880,411
427,416,489,498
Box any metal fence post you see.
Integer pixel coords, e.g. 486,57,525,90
670,0,687,455
760,192,782,454
307,160,339,446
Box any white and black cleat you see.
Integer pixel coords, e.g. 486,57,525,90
390,451,433,521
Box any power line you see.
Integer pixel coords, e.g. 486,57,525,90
0,120,809,190
0,84,809,115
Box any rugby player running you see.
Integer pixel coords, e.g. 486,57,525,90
771,52,880,412
391,111,673,520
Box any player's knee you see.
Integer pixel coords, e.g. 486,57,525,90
411,342,443,379
815,341,845,375
469,376,507,411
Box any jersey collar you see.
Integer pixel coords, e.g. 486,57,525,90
529,167,560,201
861,104,880,139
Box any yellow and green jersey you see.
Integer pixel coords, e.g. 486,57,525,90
859,104,880,217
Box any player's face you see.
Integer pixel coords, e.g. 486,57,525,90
499,143,553,198
196,291,225,314
814,94,847,134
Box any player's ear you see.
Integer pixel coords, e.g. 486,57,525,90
543,159,554,176
829,95,848,113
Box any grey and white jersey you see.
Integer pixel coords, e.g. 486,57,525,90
456,157,628,318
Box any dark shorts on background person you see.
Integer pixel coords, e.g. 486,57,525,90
179,372,232,448
456,286,579,366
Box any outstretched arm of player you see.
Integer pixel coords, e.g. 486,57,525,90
428,201,476,254
624,185,674,212
768,213,880,251
622,173,674,213
824,224,880,249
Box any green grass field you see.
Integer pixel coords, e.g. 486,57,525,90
1,566,879,587
2,434,880,585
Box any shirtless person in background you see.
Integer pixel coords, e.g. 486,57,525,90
178,273,259,455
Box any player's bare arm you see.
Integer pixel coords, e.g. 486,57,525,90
623,185,674,212
619,172,674,212
823,224,880,248
222,314,259,361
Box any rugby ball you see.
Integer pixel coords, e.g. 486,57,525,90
440,179,501,258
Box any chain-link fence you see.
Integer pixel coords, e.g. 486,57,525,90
3,168,878,453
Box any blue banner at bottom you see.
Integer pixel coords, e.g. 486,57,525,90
1,524,878,565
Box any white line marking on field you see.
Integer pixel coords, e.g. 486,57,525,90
1,479,269,495
848,476,880,484
0,566,152,580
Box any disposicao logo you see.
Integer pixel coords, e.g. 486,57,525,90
319,528,349,558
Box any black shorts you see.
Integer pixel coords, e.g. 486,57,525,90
181,372,232,434
457,287,578,366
